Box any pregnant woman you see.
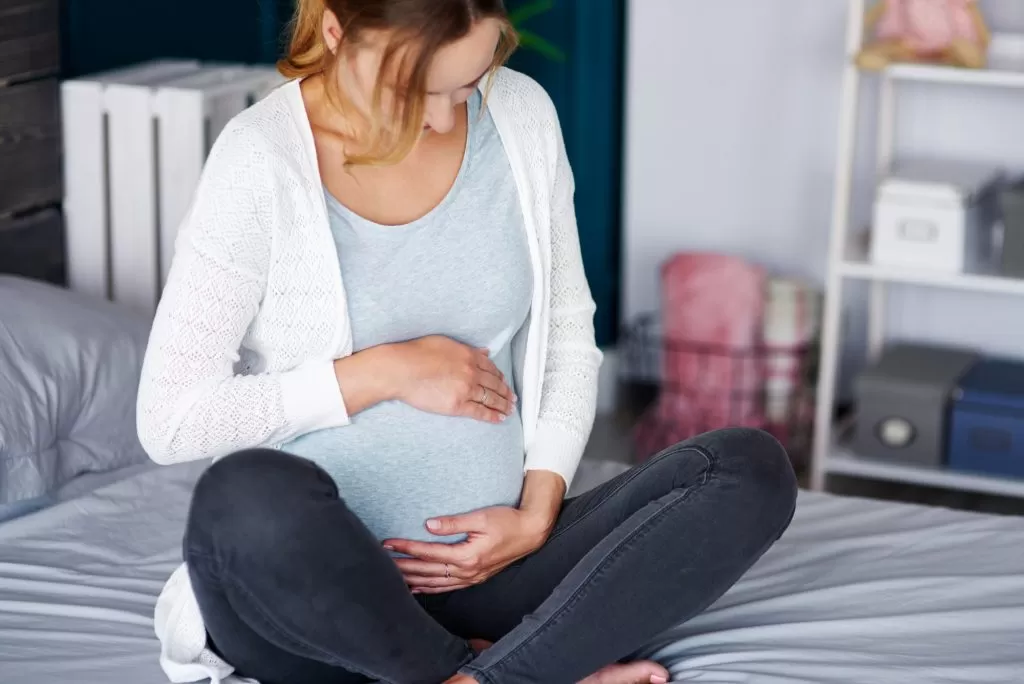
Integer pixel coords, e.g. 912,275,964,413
137,1,797,683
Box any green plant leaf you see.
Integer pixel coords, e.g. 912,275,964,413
517,29,566,62
509,0,556,27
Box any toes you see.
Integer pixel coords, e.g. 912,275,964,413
579,661,670,684
469,639,493,654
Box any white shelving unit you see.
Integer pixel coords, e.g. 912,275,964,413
810,1,1024,497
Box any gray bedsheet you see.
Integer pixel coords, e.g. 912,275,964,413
1,459,1023,684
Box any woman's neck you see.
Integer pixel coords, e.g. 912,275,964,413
301,74,376,159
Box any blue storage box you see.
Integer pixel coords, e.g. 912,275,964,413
948,359,1024,480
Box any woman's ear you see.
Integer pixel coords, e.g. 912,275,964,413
322,9,343,55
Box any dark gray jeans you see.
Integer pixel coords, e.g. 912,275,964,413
185,428,797,684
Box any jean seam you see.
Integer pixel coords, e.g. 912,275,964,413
460,664,497,684
220,573,386,682
546,441,708,544
473,444,716,680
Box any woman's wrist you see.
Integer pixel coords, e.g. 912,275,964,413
333,345,402,416
518,470,566,545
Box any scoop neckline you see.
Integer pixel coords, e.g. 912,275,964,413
323,91,480,233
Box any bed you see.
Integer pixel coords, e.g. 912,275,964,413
1,242,1023,683
1,457,1023,684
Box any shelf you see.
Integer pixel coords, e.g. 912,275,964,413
881,34,1024,90
839,236,1024,296
829,445,1024,499
885,63,1024,89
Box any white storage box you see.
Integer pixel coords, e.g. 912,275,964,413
870,159,1003,274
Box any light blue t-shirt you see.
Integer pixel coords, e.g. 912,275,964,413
284,91,532,543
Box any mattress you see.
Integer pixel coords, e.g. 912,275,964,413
1,460,1023,684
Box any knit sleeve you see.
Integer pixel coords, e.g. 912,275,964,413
523,93,603,488
136,125,349,466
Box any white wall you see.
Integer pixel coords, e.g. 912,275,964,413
623,0,1024,394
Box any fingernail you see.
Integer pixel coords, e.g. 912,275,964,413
426,519,441,531
651,676,668,684
383,544,395,551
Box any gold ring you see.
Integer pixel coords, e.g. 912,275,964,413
481,389,489,406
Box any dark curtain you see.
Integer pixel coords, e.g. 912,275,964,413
505,0,625,346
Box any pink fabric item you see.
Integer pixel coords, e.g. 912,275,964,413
875,0,979,55
761,279,821,456
634,254,767,460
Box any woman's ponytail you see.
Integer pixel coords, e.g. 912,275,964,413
278,0,329,79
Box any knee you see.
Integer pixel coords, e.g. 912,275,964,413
694,428,798,531
185,449,336,559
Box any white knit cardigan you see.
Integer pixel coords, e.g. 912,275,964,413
137,68,601,682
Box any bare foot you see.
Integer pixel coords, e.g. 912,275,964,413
469,638,493,654
578,660,670,684
443,640,492,683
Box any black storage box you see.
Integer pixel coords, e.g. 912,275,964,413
854,343,978,468
0,207,66,284
0,0,60,86
0,79,62,216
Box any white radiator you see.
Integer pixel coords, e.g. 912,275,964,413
61,61,284,314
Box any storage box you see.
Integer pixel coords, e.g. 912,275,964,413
0,208,65,285
0,79,61,216
1000,178,1024,278
948,359,1024,480
870,159,1003,273
855,343,978,468
0,1,60,86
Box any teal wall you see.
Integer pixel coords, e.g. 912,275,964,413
63,0,624,345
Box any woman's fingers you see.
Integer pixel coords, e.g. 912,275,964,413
404,575,473,589
475,352,515,395
411,583,472,595
475,349,503,379
394,559,461,578
475,374,515,415
476,369,514,400
460,400,506,424
384,539,470,565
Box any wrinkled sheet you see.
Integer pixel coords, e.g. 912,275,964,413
1,460,1023,684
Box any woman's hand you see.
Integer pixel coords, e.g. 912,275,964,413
385,471,566,593
385,506,551,593
333,336,515,421
390,336,517,423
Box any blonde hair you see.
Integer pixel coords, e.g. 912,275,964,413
278,0,518,166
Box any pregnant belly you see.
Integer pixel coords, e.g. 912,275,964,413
284,401,526,543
